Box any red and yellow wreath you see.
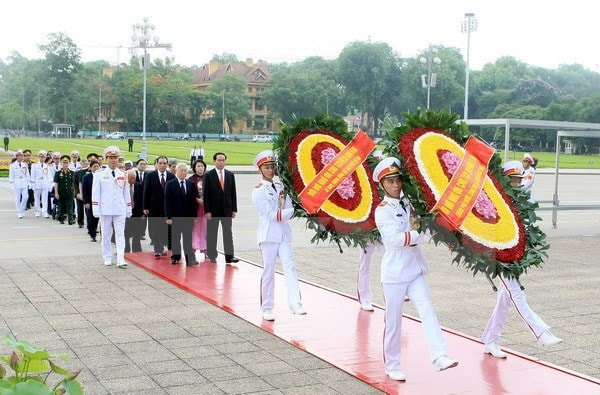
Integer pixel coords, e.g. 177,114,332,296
274,115,381,248
387,110,548,279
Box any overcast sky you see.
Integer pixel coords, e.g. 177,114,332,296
2,0,598,72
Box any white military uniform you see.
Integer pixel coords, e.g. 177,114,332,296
357,240,384,306
251,177,302,312
373,157,452,374
92,165,132,265
481,274,550,345
9,158,30,218
31,161,50,217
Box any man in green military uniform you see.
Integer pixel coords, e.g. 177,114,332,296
54,155,75,224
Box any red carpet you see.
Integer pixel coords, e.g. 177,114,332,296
126,252,600,394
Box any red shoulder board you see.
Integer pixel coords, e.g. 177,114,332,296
378,201,389,207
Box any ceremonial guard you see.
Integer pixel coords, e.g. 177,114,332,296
8,150,29,218
92,146,132,267
481,161,562,358
373,157,458,381
251,150,305,321
522,153,536,201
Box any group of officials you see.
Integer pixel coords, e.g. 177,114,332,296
9,144,562,383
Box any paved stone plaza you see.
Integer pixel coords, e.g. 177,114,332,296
0,169,598,393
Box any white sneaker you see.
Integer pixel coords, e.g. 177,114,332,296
433,355,458,371
43,213,49,218
117,262,128,268
360,302,374,311
483,343,507,358
104,261,112,266
262,309,275,321
290,304,307,315
35,212,40,217
17,213,23,219
538,330,562,347
385,369,406,381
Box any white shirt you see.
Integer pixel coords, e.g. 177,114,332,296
251,180,294,244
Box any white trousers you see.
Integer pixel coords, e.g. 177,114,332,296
34,187,49,215
13,186,28,215
259,241,301,311
481,274,550,344
99,215,126,264
357,241,383,304
382,275,447,371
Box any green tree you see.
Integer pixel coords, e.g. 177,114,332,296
38,32,82,124
336,41,402,134
207,74,251,134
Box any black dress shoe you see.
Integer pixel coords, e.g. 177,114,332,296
186,261,198,266
91,237,96,242
170,259,179,264
226,257,240,263
154,253,161,258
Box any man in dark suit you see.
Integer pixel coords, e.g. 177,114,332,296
134,158,148,239
142,156,175,257
165,163,199,266
203,152,238,263
125,170,144,253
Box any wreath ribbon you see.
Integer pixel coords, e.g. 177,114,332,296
431,136,495,229
299,130,375,214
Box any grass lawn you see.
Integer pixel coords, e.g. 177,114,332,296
2,137,600,169
2,137,273,165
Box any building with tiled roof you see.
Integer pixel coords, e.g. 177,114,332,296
192,58,278,134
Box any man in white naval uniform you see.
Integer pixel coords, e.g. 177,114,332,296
8,150,29,218
481,161,562,359
373,157,458,381
92,146,132,267
31,150,50,218
251,150,306,321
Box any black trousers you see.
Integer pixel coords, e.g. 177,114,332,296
170,217,194,262
206,216,234,260
85,207,99,238
76,198,84,226
148,216,169,254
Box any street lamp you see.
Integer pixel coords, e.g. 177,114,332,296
131,17,172,161
419,48,441,109
461,12,477,120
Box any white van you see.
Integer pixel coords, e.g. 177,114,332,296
252,135,272,143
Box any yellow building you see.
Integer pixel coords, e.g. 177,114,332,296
192,58,278,134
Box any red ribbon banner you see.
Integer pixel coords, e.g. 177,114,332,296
430,136,495,229
299,130,375,214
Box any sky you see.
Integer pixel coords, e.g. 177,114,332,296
2,0,598,72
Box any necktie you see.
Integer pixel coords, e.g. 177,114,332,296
271,182,277,192
160,173,165,188
111,170,115,178
219,170,224,190
180,180,185,193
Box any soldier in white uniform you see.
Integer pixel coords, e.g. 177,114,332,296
8,150,29,218
92,146,132,268
373,157,458,381
481,160,562,358
251,150,306,321
521,153,536,202
31,150,50,218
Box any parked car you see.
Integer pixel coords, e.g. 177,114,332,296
252,135,273,143
105,132,125,140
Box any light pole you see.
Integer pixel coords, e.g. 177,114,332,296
419,48,441,109
131,17,172,161
461,12,477,120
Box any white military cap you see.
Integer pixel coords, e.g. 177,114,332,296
502,160,524,177
103,146,121,157
254,150,276,168
523,153,534,164
373,157,402,183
